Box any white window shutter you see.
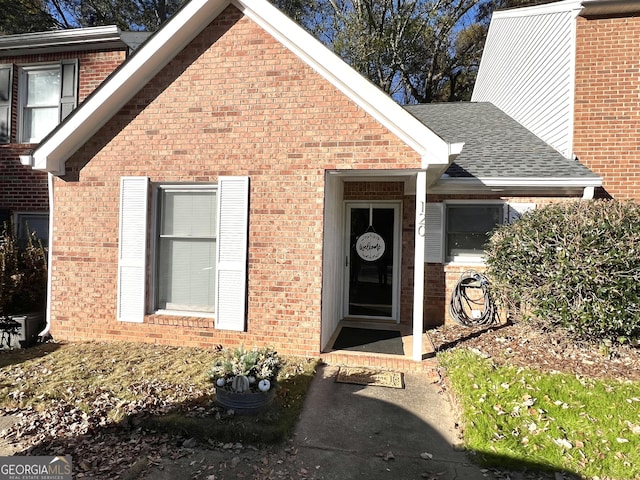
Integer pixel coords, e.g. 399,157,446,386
215,176,249,331
117,176,149,323
0,65,12,143
424,203,444,263
506,202,536,223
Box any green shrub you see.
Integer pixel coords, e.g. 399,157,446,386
485,200,640,342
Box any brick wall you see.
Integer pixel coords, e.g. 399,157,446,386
0,144,48,213
574,15,640,200
0,50,126,214
76,51,127,100
49,7,423,357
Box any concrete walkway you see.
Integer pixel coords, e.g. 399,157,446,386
138,364,501,480
0,414,19,456
287,364,490,480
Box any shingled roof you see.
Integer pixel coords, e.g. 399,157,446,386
405,102,599,181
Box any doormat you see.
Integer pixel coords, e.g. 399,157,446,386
332,327,404,355
336,367,405,389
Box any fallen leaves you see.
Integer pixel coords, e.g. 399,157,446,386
553,438,573,449
626,421,640,435
430,322,640,382
436,322,640,479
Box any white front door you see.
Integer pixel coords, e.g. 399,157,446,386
344,202,401,322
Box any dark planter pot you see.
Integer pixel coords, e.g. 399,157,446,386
215,385,276,415
0,312,45,349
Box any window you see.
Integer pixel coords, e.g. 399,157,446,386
156,186,218,313
117,176,249,330
15,213,49,247
424,201,536,264
19,60,77,143
445,204,504,262
0,65,11,143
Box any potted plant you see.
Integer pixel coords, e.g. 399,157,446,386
0,221,47,348
210,345,282,414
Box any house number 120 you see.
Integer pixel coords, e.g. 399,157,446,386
417,201,426,238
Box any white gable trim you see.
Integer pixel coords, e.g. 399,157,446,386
491,0,640,19
29,0,452,175
492,0,582,19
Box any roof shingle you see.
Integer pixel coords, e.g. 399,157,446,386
404,102,598,179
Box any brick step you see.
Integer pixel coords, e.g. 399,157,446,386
320,350,440,376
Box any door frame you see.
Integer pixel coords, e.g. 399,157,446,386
343,201,402,323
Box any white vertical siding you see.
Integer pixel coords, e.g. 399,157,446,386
472,4,580,158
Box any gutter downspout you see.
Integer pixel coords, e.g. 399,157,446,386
38,172,54,339
582,186,595,199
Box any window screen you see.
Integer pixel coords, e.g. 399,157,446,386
156,188,218,312
446,204,503,261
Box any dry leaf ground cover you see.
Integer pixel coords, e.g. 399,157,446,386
0,342,317,478
431,321,640,480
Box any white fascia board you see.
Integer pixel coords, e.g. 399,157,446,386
478,177,602,187
32,0,232,174
328,168,422,177
436,176,602,189
492,0,583,18
0,25,120,51
235,0,451,167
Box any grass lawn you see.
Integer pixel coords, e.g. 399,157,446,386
0,341,318,446
439,349,640,479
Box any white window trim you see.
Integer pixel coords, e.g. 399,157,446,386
18,60,77,144
19,63,60,143
438,200,537,265
150,183,218,318
154,309,216,319
443,200,506,265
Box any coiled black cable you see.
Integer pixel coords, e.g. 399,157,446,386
449,270,497,327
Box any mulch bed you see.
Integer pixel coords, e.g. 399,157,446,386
429,320,640,382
